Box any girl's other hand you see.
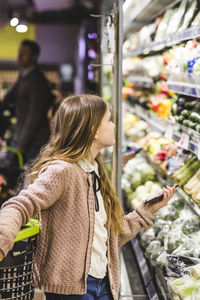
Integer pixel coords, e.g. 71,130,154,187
144,186,176,214
122,151,136,169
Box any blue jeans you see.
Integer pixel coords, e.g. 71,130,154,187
45,275,113,300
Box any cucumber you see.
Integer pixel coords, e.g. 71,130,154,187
182,119,191,127
189,112,200,123
174,115,179,122
194,102,200,111
181,109,190,117
195,124,200,133
184,100,198,109
188,121,197,129
177,115,184,123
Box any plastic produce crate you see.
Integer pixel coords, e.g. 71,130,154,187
0,219,40,299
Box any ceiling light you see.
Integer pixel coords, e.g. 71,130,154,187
16,24,28,33
10,17,19,27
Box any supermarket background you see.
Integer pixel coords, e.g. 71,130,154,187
1,0,200,299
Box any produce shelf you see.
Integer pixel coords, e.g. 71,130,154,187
142,153,200,217
123,0,178,34
128,75,153,88
126,103,200,158
177,188,200,217
167,81,200,98
123,26,200,57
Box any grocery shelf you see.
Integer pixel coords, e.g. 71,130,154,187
123,26,200,58
128,76,153,88
142,151,200,217
144,153,200,217
167,81,200,98
126,103,200,157
123,0,180,34
126,103,167,135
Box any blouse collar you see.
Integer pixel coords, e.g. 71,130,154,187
77,158,99,175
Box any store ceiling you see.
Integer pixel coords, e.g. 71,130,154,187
1,0,99,25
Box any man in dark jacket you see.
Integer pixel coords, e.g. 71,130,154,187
2,39,55,165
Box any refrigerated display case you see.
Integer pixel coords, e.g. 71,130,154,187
122,0,200,299
100,0,200,299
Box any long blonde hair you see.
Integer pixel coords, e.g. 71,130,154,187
29,94,124,233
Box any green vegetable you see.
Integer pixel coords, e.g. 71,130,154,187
181,109,190,117
170,198,184,210
195,124,200,133
177,115,184,123
189,112,200,123
182,119,191,127
182,215,200,235
169,277,200,298
188,121,197,129
130,172,142,190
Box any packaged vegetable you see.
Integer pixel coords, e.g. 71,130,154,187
182,215,200,235
169,276,200,298
178,0,197,31
145,240,163,261
140,228,155,248
191,263,200,280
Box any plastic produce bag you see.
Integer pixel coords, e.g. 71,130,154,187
191,263,200,280
156,250,168,268
167,228,187,252
140,228,155,248
171,238,200,258
145,240,164,262
182,215,200,235
168,276,200,298
157,205,179,221
153,219,172,235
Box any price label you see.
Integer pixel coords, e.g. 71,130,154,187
178,131,190,149
165,125,173,139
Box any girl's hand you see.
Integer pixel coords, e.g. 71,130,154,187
145,186,176,214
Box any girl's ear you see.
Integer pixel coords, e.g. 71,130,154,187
93,125,98,140
94,132,98,140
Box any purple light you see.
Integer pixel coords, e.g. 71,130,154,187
88,33,97,39
88,71,94,80
88,49,97,59
79,37,86,60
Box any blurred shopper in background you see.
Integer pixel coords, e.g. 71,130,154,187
2,39,55,166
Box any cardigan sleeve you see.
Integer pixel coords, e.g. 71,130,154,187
0,162,68,258
118,204,154,248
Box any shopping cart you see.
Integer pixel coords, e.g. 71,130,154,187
0,219,40,300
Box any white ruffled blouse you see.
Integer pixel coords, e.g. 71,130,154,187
77,159,108,278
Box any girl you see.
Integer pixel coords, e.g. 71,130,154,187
0,94,175,300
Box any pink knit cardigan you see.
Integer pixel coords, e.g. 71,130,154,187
0,160,154,299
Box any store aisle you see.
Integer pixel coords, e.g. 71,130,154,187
120,243,149,300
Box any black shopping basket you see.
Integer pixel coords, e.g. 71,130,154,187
0,219,40,300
